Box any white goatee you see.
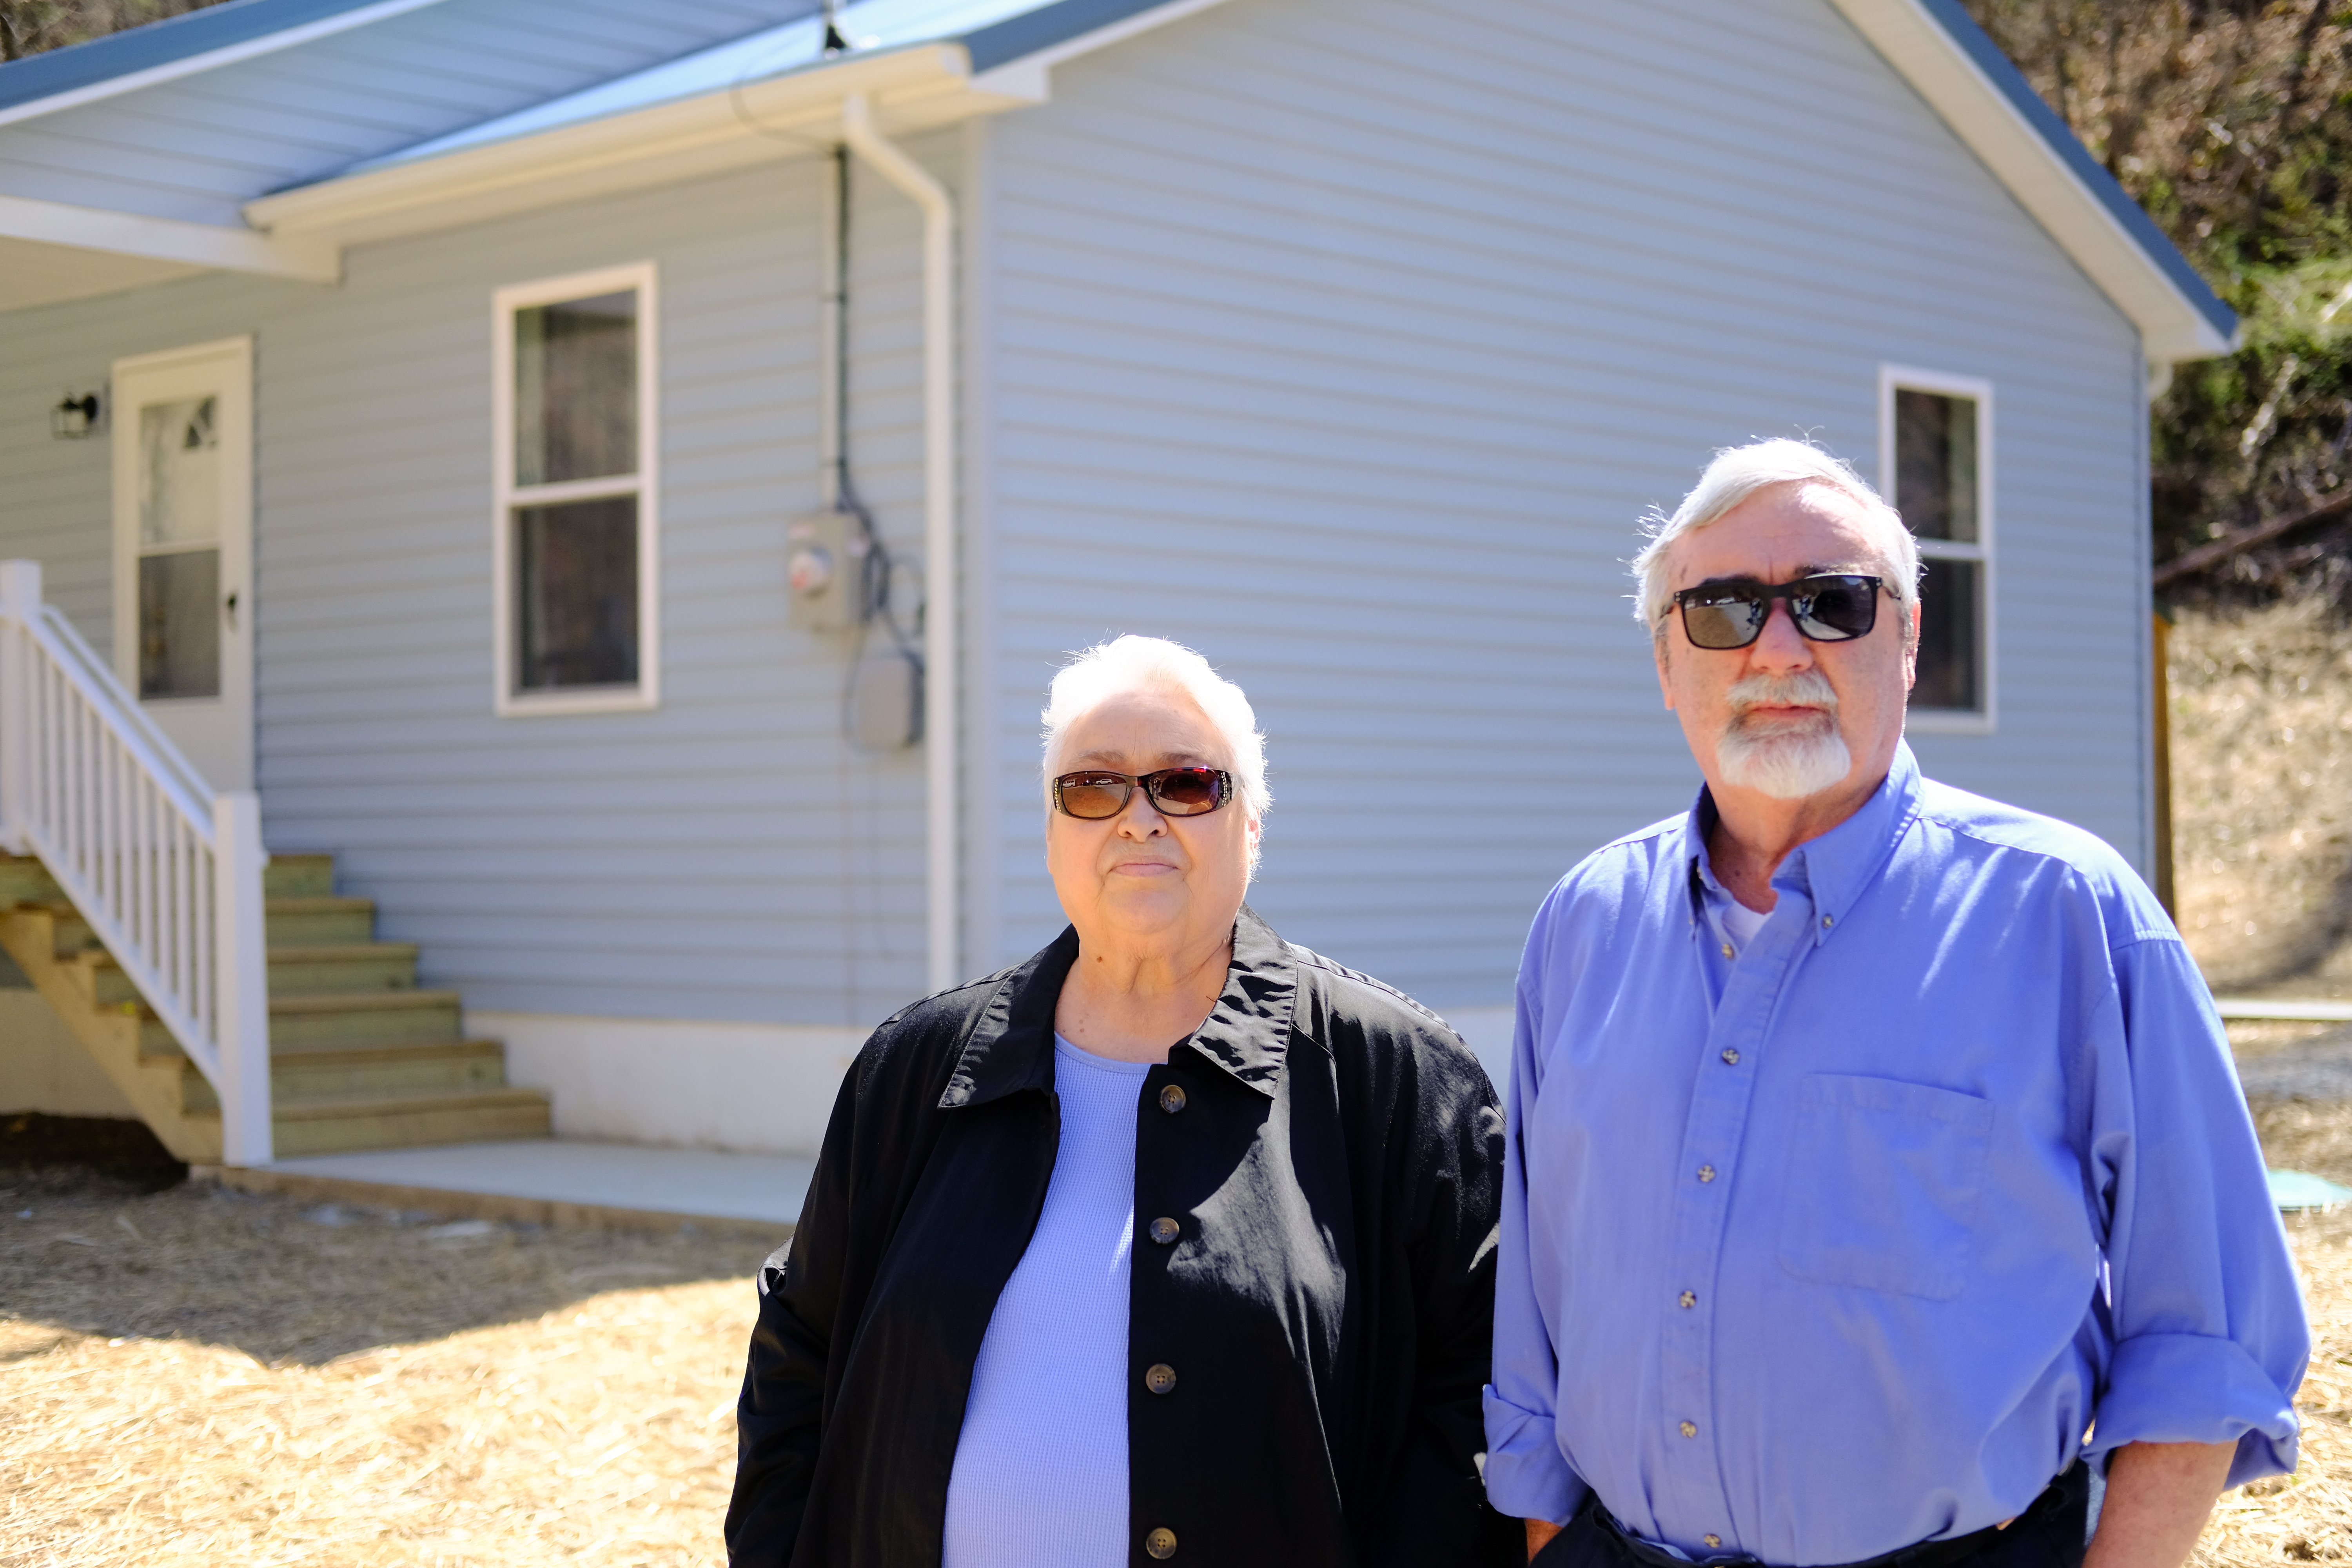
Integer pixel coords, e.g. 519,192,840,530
1714,670,1851,800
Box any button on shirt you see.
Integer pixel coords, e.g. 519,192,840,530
1483,745,2308,1567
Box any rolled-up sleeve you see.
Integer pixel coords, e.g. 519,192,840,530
2085,932,2307,1485
1483,907,1589,1525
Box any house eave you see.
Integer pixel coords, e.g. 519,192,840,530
1828,0,2236,363
242,43,1032,250
0,0,458,129
0,192,339,301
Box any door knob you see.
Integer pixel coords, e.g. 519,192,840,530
224,589,239,628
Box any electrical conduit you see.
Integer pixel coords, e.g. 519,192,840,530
840,92,959,995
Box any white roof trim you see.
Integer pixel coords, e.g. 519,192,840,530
0,0,456,131
245,44,1025,249
1827,0,2234,362
0,192,339,281
198,0,2225,368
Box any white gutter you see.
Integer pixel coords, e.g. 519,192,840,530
841,91,959,995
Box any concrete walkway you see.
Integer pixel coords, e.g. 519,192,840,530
214,1140,815,1236
2216,997,2352,1022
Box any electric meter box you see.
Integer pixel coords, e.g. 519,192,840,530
787,510,864,632
852,648,924,751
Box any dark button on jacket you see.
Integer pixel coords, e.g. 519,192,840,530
725,907,1516,1568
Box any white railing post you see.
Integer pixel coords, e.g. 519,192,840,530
212,791,272,1166
2,560,270,1166
0,560,38,852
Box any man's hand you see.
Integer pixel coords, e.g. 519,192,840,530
2082,1440,2236,1568
1525,1518,1563,1563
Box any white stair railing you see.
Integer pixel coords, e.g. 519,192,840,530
0,560,271,1165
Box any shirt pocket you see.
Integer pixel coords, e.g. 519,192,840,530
1775,1073,1994,1301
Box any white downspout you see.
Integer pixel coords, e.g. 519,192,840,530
842,92,959,995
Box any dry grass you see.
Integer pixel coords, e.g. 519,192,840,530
0,1172,769,1566
2197,1200,2352,1566
2,1145,2347,1567
2174,592,2352,1559
2170,596,2352,997
2192,1091,2352,1566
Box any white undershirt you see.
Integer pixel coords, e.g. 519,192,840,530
1720,898,1770,949
942,1035,1148,1568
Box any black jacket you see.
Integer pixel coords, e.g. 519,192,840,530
726,907,1517,1568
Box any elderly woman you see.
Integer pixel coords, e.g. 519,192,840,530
725,635,1513,1568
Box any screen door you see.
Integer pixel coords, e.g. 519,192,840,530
111,337,254,791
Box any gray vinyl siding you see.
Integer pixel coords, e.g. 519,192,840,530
972,0,2151,1009
0,0,2163,1035
0,148,942,1028
0,0,817,226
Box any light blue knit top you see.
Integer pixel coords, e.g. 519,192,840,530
942,1035,1149,1568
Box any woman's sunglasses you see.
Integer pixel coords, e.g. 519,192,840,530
1052,767,1234,820
1671,573,1884,651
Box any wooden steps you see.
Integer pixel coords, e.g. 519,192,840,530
0,850,549,1163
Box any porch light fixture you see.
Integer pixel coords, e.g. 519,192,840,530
51,391,101,439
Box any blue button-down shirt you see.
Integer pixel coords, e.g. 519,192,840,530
1484,745,2307,1564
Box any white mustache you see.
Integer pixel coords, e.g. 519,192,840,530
1726,670,1839,719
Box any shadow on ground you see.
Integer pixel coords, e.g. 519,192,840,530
0,1160,775,1367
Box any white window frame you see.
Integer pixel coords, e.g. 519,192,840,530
1879,365,1995,734
492,262,661,717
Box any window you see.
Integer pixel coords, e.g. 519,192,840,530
1880,368,1992,728
134,395,223,699
493,265,659,714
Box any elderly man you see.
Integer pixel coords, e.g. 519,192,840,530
1484,440,2307,1568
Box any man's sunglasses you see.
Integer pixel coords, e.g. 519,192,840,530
1052,767,1234,820
1671,573,1884,651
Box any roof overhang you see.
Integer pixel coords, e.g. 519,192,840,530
243,42,1034,250
240,0,1242,251
0,192,338,310
1827,0,2236,363
0,0,2233,363
0,0,456,128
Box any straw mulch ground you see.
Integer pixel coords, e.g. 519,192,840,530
0,1172,772,1566
2193,1091,2352,1566
0,1120,2347,1567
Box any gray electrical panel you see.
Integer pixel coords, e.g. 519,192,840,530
852,649,923,751
787,510,865,632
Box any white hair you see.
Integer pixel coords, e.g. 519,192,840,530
1040,635,1270,822
1630,438,1921,639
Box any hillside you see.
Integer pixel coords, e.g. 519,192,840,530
2172,595,2352,998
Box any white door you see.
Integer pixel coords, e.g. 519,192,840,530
111,337,255,792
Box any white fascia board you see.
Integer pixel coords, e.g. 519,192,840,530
0,0,456,131
0,192,339,281
1827,0,2234,363
964,0,1236,100
245,44,1018,249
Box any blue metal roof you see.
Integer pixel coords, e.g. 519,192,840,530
0,0,2238,347
0,0,442,116
1917,0,2235,344
339,0,1170,176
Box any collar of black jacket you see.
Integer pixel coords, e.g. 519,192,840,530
938,904,1298,1109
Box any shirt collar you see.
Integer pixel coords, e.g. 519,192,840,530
1683,742,1924,944
940,904,1298,1109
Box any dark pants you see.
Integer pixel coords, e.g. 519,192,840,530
1532,1467,2090,1568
